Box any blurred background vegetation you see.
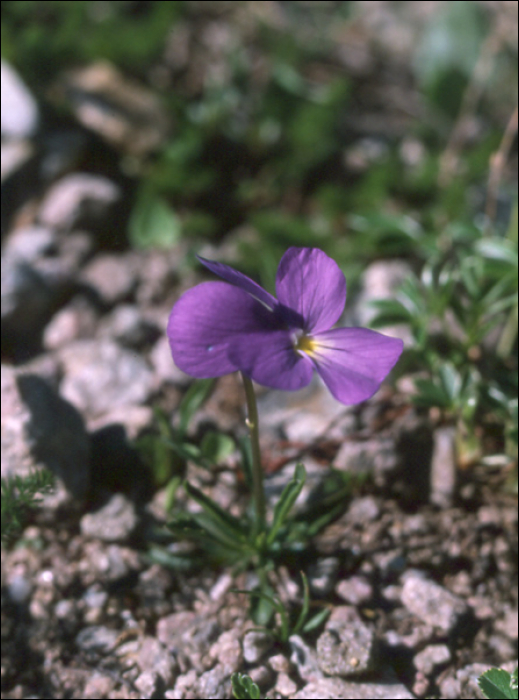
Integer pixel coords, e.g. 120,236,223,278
2,0,517,476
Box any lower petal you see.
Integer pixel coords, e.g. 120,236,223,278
311,328,403,405
229,330,314,391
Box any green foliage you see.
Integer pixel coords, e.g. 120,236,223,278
231,672,262,700
2,1,184,85
1,469,55,545
135,380,218,495
414,0,487,116
128,190,181,250
478,667,518,700
233,571,330,644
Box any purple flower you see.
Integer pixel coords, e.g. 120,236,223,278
168,247,403,405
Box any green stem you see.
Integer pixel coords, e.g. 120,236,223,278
241,373,266,536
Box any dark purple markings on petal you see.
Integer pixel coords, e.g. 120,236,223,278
275,248,346,335
197,256,277,310
167,281,279,378
310,328,404,405
229,330,314,391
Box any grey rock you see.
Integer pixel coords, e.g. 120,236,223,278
355,259,413,346
430,426,457,507
137,636,176,686
1,227,80,358
334,438,398,482
242,630,274,664
317,607,376,677
57,62,170,156
256,375,353,442
134,671,165,699
346,496,381,523
38,173,121,232
81,254,138,306
209,629,242,674
1,365,90,499
75,625,119,654
6,572,32,604
336,576,373,605
58,339,153,418
289,635,324,684
43,297,98,350
439,663,490,700
149,334,191,386
292,677,416,699
268,652,291,673
1,139,33,182
3,225,56,262
83,674,117,699
401,573,469,632
88,404,153,440
193,664,230,700
157,611,220,673
98,304,159,348
1,60,39,138
307,557,340,597
276,672,298,697
80,494,138,542
2,258,59,357
413,644,451,675
82,585,108,611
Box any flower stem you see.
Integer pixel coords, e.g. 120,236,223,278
241,373,266,536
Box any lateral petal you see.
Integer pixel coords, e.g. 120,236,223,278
310,327,403,405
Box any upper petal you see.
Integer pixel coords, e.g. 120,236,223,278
167,281,278,378
275,248,346,334
310,327,403,405
198,256,277,310
228,330,314,391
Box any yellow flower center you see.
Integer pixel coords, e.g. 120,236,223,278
295,333,318,357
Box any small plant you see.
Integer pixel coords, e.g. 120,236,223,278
370,217,518,468
233,571,330,644
162,247,403,571
478,666,518,700
231,672,262,700
1,469,55,545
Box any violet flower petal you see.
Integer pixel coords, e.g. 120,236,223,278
275,248,346,334
310,327,404,405
197,256,277,310
229,330,314,391
168,281,278,378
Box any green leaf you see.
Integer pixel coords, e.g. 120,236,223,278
369,299,413,327
183,481,248,549
178,379,216,435
266,463,306,546
302,606,331,634
234,587,287,639
475,239,518,267
200,431,235,464
128,191,181,249
231,672,262,699
413,377,452,409
291,571,310,635
438,363,463,403
478,667,518,699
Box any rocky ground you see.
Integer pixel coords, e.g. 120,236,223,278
1,4,518,698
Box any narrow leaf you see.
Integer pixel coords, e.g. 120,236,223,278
266,463,306,546
184,481,247,546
